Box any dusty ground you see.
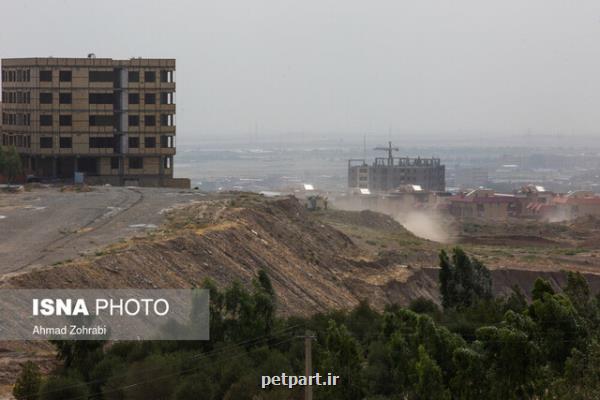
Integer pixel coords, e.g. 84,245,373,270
2,189,600,397
4,191,600,309
454,216,600,274
0,185,209,274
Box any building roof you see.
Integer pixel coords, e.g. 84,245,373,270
450,195,516,204
2,57,175,68
552,196,600,205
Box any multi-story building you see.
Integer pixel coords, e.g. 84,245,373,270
348,142,445,192
1,56,187,187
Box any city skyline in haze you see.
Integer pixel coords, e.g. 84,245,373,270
2,0,600,145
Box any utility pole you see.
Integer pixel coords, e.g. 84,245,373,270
303,329,316,400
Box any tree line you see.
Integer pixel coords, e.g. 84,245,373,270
14,248,600,399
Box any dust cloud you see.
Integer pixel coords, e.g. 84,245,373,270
331,196,452,243
395,212,450,243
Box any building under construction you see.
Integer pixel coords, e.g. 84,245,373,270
348,142,445,192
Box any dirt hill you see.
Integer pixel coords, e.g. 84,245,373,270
3,193,600,393
2,194,415,315
5,193,600,316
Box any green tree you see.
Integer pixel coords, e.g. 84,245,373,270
439,248,492,309
450,347,485,400
552,340,600,399
88,355,126,398
35,269,600,399
409,297,440,317
320,320,363,399
173,373,214,400
416,314,465,380
202,278,226,346
13,361,42,400
252,270,276,336
347,299,381,343
50,340,105,380
1,146,23,184
528,291,585,370
362,340,394,396
531,278,555,301
414,345,450,400
218,272,277,344
502,285,528,314
476,325,540,399
120,354,179,400
563,271,596,321
439,250,453,308
38,375,89,400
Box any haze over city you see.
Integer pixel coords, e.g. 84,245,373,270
5,2,600,398
3,0,600,144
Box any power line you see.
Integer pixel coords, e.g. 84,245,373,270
61,335,299,400
37,324,304,397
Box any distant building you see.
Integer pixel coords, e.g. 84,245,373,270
1,56,188,187
448,188,517,220
335,183,444,215
516,185,555,218
528,190,600,221
348,142,445,192
446,185,600,221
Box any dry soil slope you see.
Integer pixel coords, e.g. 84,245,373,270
4,194,600,316
2,195,419,315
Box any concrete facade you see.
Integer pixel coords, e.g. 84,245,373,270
1,57,187,187
348,143,445,192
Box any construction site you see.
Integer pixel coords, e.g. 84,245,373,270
347,141,445,192
4,0,600,398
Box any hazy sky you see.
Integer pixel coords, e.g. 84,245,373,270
3,0,600,143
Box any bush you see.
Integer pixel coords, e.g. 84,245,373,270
13,361,41,400
38,375,89,400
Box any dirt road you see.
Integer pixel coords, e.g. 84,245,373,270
0,186,206,274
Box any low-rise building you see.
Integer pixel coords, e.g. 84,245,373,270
516,185,555,218
534,191,600,221
448,189,517,220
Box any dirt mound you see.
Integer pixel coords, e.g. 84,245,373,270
60,184,94,193
3,195,409,315
459,235,562,247
6,193,600,313
568,215,600,229
4,193,600,391
321,209,414,234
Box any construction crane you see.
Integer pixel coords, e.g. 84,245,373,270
374,141,399,166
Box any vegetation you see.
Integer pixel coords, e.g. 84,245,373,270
439,247,492,309
0,145,23,184
15,248,600,399
13,362,41,400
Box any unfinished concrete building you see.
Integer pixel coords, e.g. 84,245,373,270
1,56,188,187
348,142,445,192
